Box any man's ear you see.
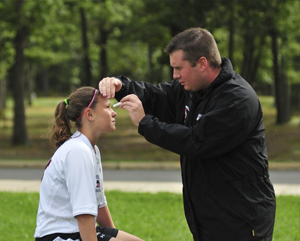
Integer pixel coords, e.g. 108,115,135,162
197,57,208,72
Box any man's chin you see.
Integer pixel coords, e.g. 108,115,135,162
184,85,191,91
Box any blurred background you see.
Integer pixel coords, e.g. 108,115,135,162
0,0,299,163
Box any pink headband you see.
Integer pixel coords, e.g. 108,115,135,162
76,89,98,121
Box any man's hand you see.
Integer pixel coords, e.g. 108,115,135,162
120,94,145,127
99,77,122,98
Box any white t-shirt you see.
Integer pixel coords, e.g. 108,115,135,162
34,131,107,238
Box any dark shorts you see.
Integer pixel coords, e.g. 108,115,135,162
35,226,119,241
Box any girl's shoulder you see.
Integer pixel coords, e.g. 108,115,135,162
59,136,87,150
54,137,91,160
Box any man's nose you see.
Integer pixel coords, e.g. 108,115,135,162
173,69,180,79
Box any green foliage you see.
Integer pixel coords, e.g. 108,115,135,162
0,0,300,145
0,0,299,90
0,192,299,241
0,4,15,79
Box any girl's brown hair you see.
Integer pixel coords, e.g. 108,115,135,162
51,87,99,148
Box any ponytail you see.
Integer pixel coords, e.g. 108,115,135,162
50,101,72,148
50,87,98,148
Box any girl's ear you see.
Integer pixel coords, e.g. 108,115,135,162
85,108,94,121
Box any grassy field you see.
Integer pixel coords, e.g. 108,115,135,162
0,97,179,162
0,97,299,240
0,191,299,241
0,96,299,164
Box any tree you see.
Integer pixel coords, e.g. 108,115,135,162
266,0,291,124
208,0,294,124
0,0,298,134
98,0,108,80
4,0,80,145
25,0,82,95
11,0,29,145
279,1,300,115
0,2,15,120
80,6,92,86
233,1,269,88
121,0,171,83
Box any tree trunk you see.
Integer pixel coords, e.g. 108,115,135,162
80,7,92,86
99,27,108,81
27,63,35,106
228,2,235,67
251,36,265,83
0,78,6,120
279,56,290,123
148,44,155,84
98,0,108,81
0,78,6,108
240,32,266,87
11,0,29,145
241,33,255,85
270,30,290,124
42,68,49,97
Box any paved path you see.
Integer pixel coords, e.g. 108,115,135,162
0,161,299,195
1,168,299,184
0,180,299,195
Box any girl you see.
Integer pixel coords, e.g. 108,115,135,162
34,87,143,241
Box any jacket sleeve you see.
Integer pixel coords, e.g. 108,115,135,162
138,89,264,159
115,75,178,124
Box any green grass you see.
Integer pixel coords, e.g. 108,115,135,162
0,192,39,240
274,196,300,241
0,96,299,163
0,191,299,241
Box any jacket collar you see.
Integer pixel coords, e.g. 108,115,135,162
190,58,234,102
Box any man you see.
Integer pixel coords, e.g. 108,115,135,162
99,27,276,241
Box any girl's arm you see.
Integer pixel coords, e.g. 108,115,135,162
76,214,98,241
96,205,115,228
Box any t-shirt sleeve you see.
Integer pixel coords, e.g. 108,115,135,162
63,145,98,217
95,145,107,209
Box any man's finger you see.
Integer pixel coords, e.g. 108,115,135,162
99,78,122,98
99,78,113,98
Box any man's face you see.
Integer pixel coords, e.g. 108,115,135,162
170,50,205,92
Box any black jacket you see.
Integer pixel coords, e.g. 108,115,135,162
115,58,276,241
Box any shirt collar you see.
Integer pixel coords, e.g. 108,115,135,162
72,130,94,151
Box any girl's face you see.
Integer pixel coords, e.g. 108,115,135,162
93,94,117,135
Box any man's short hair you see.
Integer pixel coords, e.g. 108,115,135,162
164,27,222,69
